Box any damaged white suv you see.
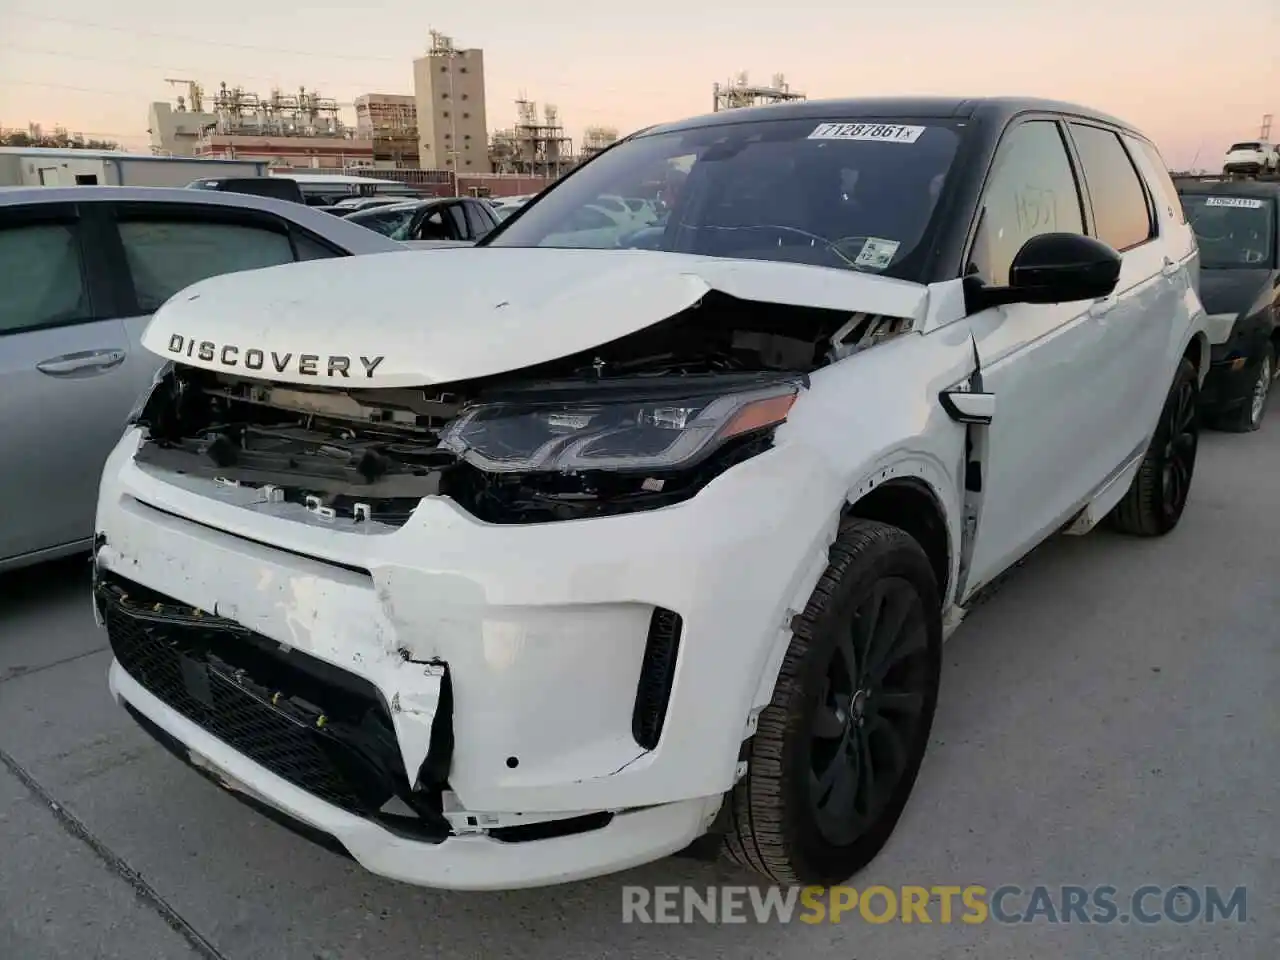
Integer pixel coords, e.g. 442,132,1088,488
95,97,1209,890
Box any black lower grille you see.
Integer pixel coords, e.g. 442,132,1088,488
97,571,448,838
632,607,683,750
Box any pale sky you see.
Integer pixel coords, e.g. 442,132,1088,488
1,0,1275,170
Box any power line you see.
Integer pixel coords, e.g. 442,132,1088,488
0,43,372,90
6,12,404,62
0,79,140,98
0,19,638,98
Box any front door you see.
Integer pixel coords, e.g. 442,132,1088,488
956,118,1120,597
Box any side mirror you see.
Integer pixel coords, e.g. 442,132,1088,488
966,233,1122,311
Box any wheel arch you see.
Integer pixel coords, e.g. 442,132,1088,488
747,462,959,718
842,477,952,602
1184,331,1209,383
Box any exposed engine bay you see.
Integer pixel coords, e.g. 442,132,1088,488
131,292,911,525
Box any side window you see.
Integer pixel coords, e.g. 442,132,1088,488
416,208,451,241
1068,123,1155,251
1126,136,1185,225
292,231,344,260
0,222,94,335
444,203,471,240
118,218,296,313
969,120,1085,287
463,200,495,239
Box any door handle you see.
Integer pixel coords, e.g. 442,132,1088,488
1161,258,1180,278
1088,297,1117,319
36,348,126,378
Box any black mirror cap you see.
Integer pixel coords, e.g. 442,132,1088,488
1010,232,1122,303
966,233,1122,310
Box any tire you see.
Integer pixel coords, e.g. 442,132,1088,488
1214,345,1274,433
720,519,942,885
1109,357,1200,537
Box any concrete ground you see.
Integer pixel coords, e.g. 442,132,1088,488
1,417,1276,960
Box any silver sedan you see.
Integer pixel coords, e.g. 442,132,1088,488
0,185,407,572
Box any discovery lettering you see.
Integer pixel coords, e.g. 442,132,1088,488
166,334,385,379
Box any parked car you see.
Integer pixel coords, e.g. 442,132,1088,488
331,196,415,215
186,176,306,205
0,185,407,573
1221,141,1279,178
344,196,499,242
95,97,1209,892
1178,179,1280,430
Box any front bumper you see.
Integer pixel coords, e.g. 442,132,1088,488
95,428,846,887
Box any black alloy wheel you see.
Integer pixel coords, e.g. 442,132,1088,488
721,519,942,885
1110,357,1200,537
809,578,931,846
1161,374,1199,522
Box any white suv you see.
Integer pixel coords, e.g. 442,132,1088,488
1222,140,1278,177
94,97,1210,891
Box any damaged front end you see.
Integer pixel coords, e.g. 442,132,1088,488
127,291,913,527
93,568,455,841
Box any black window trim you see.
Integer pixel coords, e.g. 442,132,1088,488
959,112,1091,291
0,201,120,337
1063,120,1158,253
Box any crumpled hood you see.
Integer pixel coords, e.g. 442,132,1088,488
141,247,936,388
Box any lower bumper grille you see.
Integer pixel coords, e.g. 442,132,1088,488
97,570,448,838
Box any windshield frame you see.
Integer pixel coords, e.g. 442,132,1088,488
1180,192,1277,270
480,114,969,283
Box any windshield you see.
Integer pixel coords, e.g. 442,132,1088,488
1227,142,1262,152
347,204,421,240
1182,194,1275,268
486,116,963,279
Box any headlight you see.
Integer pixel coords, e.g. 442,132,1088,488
439,379,801,473
125,360,175,429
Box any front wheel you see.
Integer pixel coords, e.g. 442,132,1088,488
1109,358,1200,536
720,520,941,885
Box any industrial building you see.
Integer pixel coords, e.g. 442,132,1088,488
412,31,491,172
579,126,620,162
712,72,805,111
148,79,374,169
354,93,419,168
490,99,573,177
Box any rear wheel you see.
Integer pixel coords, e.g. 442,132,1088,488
720,520,941,885
1109,358,1200,536
1214,345,1274,433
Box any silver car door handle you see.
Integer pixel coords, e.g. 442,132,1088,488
36,348,126,377
1089,297,1117,319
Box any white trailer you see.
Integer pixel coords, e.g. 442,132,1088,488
0,147,266,188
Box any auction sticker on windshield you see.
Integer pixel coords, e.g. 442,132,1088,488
808,123,926,143
854,237,901,270
1204,197,1265,209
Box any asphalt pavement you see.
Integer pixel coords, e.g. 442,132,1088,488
1,412,1276,960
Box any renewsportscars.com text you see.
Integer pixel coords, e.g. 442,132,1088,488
621,884,1248,925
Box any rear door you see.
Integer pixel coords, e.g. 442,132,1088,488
0,201,134,563
1062,121,1173,469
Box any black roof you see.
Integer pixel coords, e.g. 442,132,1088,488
1174,178,1280,198
641,96,1144,139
